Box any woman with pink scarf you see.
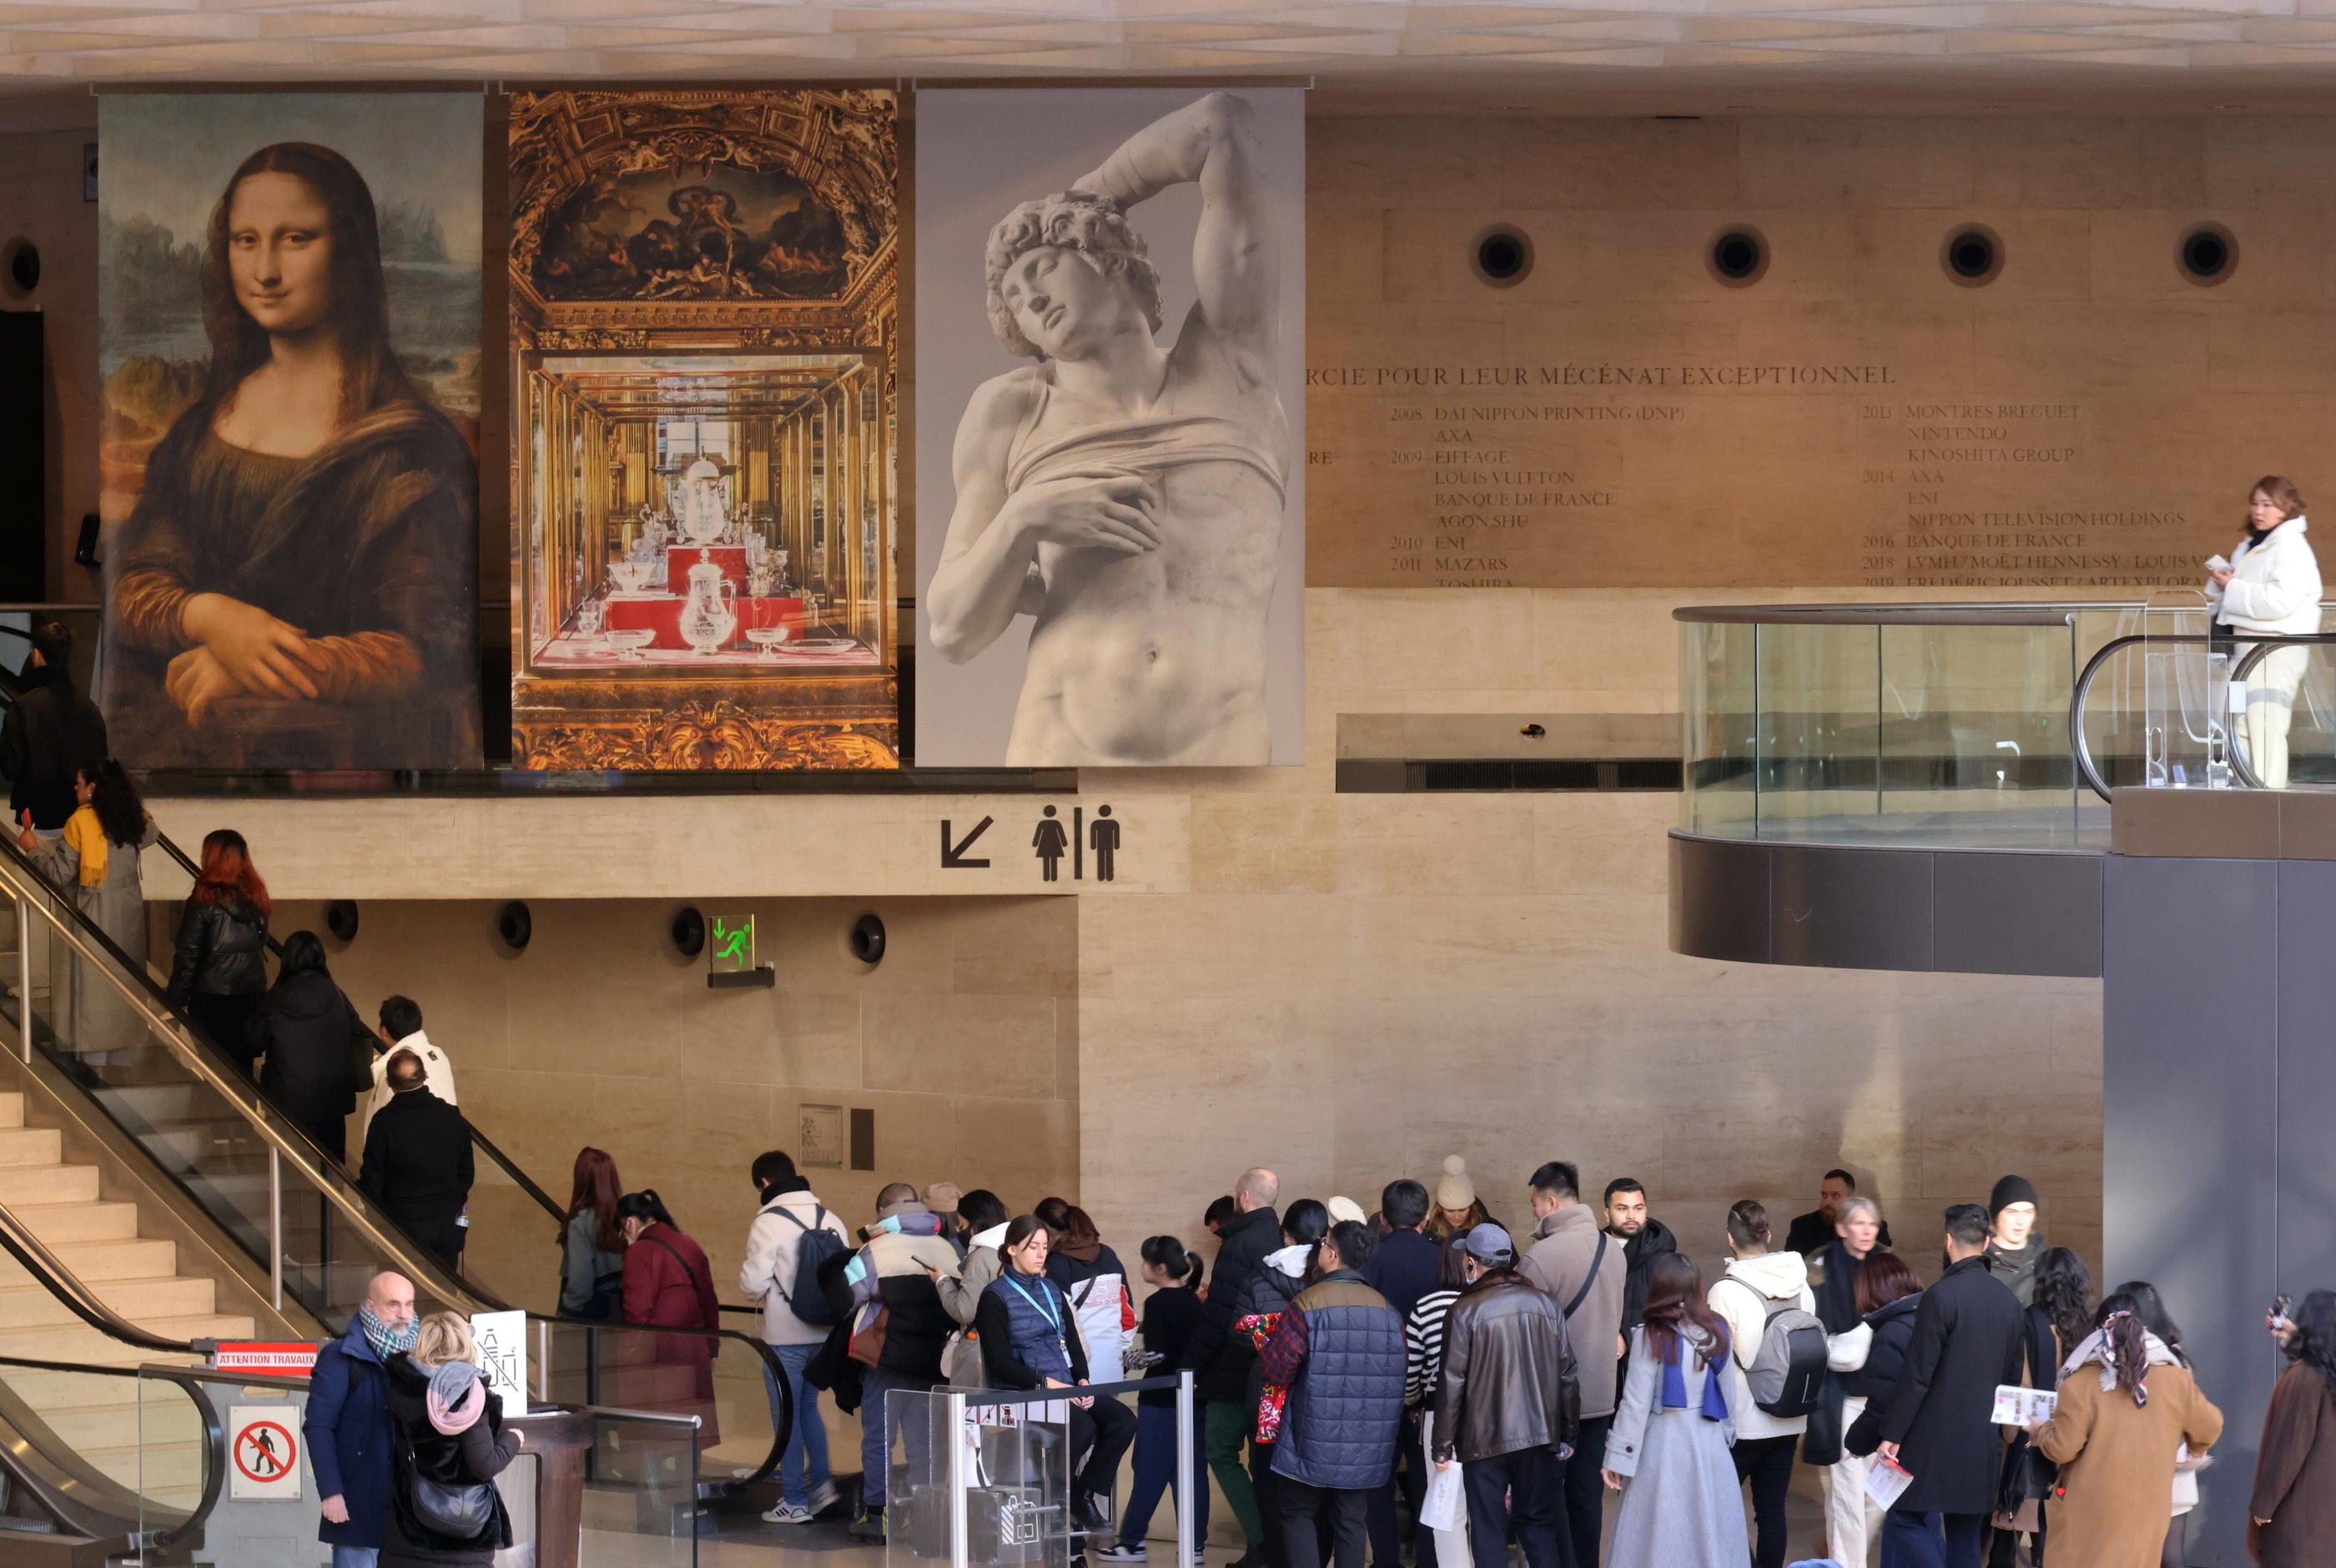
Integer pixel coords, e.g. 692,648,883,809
380,1313,524,1567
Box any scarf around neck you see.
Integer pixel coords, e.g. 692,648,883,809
1658,1331,1730,1421
358,1301,419,1362
425,1359,488,1434
62,806,107,887
2058,1324,2179,1404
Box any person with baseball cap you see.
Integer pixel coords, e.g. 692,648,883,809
1432,1224,1582,1568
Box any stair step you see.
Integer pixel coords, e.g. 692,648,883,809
0,1092,21,1128
0,1273,217,1329
44,1236,178,1282
0,1165,98,1205
0,1313,256,1364
0,1125,60,1167
10,1199,141,1244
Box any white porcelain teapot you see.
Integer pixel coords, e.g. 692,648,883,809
678,548,738,655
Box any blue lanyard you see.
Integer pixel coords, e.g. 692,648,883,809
1007,1274,1065,1340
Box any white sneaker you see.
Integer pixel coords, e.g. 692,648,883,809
763,1502,815,1525
1095,1546,1146,1563
810,1480,840,1515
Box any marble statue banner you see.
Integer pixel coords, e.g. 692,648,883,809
97,93,483,769
914,88,1306,767
506,88,899,771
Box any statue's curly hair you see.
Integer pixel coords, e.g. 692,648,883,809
984,190,1163,359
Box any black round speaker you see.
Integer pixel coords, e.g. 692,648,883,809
325,900,360,943
1709,229,1765,284
497,901,531,952
2179,224,2236,284
1471,225,1533,287
7,242,38,294
850,912,887,965
1943,225,2001,285
671,906,706,958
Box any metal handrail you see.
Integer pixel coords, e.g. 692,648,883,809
2067,630,2336,800
1674,602,2100,626
0,1350,224,1552
0,1202,200,1358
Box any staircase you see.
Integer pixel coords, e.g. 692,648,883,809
0,1089,254,1507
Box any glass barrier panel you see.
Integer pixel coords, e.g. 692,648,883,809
1680,621,1756,837
888,1388,1078,1568
535,1317,772,1498
579,1407,702,1565
1876,621,2079,847
1751,622,1882,835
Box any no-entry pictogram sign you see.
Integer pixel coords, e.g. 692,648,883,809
229,1408,302,1500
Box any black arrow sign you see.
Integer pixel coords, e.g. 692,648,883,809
940,817,994,868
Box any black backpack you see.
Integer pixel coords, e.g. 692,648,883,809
771,1203,848,1328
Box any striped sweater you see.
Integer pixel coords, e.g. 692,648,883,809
1404,1288,1459,1407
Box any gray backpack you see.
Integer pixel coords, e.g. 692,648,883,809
1739,1288,1828,1418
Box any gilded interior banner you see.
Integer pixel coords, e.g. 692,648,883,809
506,88,899,771
913,89,1306,767
97,93,484,769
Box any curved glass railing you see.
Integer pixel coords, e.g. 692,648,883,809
0,837,793,1496
1679,599,2336,851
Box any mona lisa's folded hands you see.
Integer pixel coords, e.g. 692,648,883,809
179,591,325,701
164,646,242,727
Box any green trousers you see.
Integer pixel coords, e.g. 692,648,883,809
1204,1399,1265,1546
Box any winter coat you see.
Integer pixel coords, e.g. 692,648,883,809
2250,1360,2336,1568
1876,1254,2026,1515
1841,1292,1923,1446
250,968,376,1128
737,1188,849,1346
1605,1326,1746,1568
622,1220,722,1447
1519,1203,1625,1418
2033,1344,2222,1568
1136,1284,1202,1407
1432,1274,1580,1463
1186,1204,1281,1404
380,1354,521,1567
1362,1227,1442,1320
976,1266,1091,1389
304,1317,395,1549
167,892,269,1003
847,1209,961,1383
2209,514,2323,636
1709,1249,1816,1441
1047,1235,1135,1376
939,1221,1009,1329
1257,1270,1406,1490
559,1209,624,1319
26,813,154,955
1785,1207,1893,1260
1985,1236,2047,1307
1237,1243,1311,1437
1801,1237,1870,1467
0,663,107,831
1619,1219,1678,1335
358,1089,473,1227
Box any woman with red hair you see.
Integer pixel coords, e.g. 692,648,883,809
559,1147,626,1320
166,828,273,1077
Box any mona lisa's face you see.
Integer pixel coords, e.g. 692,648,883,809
227,171,335,339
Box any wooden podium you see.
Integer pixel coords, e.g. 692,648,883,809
505,1409,593,1568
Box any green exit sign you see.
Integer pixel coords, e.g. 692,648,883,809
706,914,773,988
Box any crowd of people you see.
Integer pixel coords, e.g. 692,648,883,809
590,1156,2333,1568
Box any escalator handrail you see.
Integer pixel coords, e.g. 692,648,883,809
0,837,491,1315
0,1350,224,1552
0,1200,200,1358
2067,629,2336,799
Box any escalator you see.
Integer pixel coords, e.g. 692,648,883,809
0,810,797,1525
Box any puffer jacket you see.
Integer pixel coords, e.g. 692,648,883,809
1185,1204,1281,1403
1236,1244,1311,1440
843,1205,961,1382
1257,1270,1406,1491
1432,1274,1581,1463
1046,1235,1135,1375
1842,1291,1925,1455
167,894,269,1003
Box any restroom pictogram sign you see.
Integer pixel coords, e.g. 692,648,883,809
229,1409,303,1499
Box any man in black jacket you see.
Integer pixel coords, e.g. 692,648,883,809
1875,1203,2024,1568
1185,1167,1281,1568
1602,1179,1675,1339
0,619,107,833
356,1051,473,1270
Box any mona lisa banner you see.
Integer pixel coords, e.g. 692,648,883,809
912,88,1305,767
97,93,483,770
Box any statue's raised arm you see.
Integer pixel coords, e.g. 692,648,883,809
1072,92,1277,384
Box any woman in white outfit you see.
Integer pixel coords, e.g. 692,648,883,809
2208,476,2322,789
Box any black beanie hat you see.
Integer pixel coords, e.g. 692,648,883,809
1989,1174,2040,1220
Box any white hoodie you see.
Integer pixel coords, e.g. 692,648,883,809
1709,1249,1817,1440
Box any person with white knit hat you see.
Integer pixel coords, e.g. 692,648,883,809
1426,1157,1494,1244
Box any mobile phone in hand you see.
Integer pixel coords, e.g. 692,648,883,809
2272,1294,2293,1326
